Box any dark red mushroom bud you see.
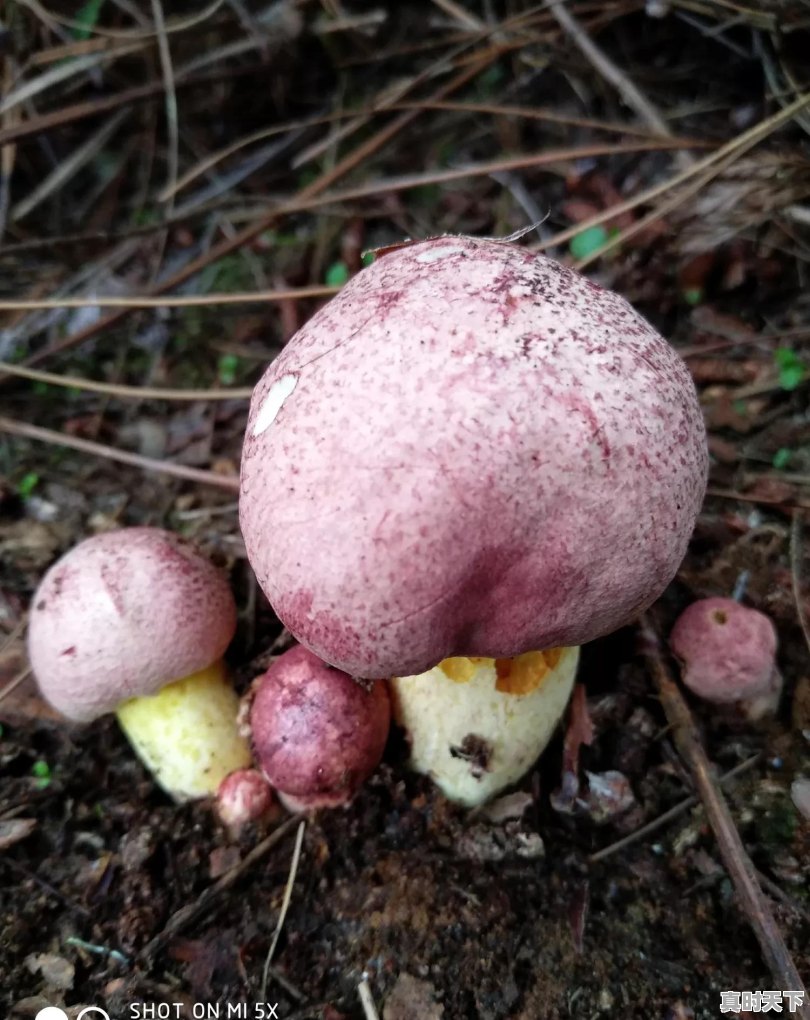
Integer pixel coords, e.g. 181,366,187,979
669,597,781,719
249,645,390,812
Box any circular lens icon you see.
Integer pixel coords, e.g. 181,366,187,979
35,1009,69,1020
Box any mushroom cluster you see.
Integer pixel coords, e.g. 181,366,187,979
28,527,251,800
239,235,708,803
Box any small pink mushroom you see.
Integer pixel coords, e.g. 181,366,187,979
239,235,707,678
28,527,236,720
249,645,390,812
216,769,275,836
669,597,781,719
27,527,251,799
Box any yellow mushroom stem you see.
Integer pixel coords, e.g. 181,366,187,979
115,659,252,801
389,647,579,807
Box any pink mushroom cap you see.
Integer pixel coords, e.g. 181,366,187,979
669,597,778,704
27,527,237,722
240,236,708,678
216,768,275,832
249,644,391,812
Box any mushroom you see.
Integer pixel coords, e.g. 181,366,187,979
27,527,252,800
248,644,390,812
669,597,781,719
216,768,276,837
239,235,708,802
389,649,578,806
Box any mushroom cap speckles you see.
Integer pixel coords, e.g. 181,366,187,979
249,644,390,812
669,597,778,703
27,527,237,721
240,235,708,678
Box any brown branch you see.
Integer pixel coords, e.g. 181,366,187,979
638,615,807,1007
588,753,761,864
0,416,240,492
790,512,810,658
550,0,676,142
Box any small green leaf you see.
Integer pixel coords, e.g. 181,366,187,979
31,759,51,788
569,225,609,261
683,287,703,306
774,347,806,391
780,365,805,391
73,0,106,40
772,448,792,470
17,472,39,499
217,354,240,386
361,251,376,267
325,261,350,287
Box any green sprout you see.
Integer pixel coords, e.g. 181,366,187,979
772,448,792,471
682,287,703,306
217,354,240,386
569,225,608,261
774,347,806,391
73,0,105,39
325,261,350,287
31,760,51,789
17,472,40,499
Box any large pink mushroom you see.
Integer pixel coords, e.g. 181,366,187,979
248,644,390,812
669,597,781,719
27,527,251,799
240,235,708,679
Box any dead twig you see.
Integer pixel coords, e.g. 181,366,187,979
0,416,240,492
138,815,300,963
588,753,761,864
638,615,807,1006
0,360,254,400
0,284,338,311
790,512,810,658
260,819,306,1001
358,977,381,1020
549,0,677,144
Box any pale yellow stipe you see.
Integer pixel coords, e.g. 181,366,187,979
391,647,579,806
116,659,251,801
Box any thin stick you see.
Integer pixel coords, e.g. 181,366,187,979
150,0,179,217
0,666,32,705
260,819,306,1001
0,416,240,492
138,815,299,962
0,284,339,310
0,361,253,401
358,977,381,1020
638,615,807,1004
588,753,760,863
550,0,675,141
789,512,810,657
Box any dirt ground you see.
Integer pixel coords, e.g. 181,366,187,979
1,3,809,1019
